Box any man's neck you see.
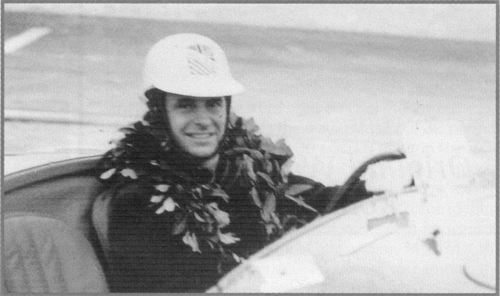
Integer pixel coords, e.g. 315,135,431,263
200,154,220,172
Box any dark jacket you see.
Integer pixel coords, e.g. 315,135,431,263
96,161,337,292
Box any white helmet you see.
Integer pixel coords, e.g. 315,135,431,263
143,33,244,97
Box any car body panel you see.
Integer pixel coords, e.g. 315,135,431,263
209,186,496,293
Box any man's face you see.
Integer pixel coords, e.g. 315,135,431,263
165,93,227,159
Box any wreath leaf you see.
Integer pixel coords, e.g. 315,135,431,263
100,168,116,180
150,194,164,204
120,168,138,179
260,137,293,157
261,192,276,223
218,231,241,245
206,203,230,228
155,184,170,192
242,154,257,182
280,158,294,183
257,172,276,190
210,188,230,203
172,214,189,235
285,194,318,213
183,231,201,253
250,187,262,208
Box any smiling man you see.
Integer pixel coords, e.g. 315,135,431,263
94,33,361,292
165,94,227,166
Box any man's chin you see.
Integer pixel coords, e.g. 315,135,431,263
186,148,219,160
175,136,225,162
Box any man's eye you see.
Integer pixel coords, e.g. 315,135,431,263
207,99,223,109
177,100,196,109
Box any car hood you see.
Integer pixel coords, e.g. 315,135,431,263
208,185,496,293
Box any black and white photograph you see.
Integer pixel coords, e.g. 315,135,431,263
2,3,497,293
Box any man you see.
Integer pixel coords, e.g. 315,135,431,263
94,33,364,292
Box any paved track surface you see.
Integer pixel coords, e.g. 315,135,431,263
4,12,496,185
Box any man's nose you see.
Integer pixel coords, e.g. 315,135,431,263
192,105,211,125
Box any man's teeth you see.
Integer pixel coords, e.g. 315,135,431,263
189,134,212,139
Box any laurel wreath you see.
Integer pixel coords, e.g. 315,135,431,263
97,112,319,274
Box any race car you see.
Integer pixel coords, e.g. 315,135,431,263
3,123,496,293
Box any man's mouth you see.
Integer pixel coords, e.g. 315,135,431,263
186,133,215,139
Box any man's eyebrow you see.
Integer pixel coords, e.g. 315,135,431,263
177,97,196,102
176,96,223,102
